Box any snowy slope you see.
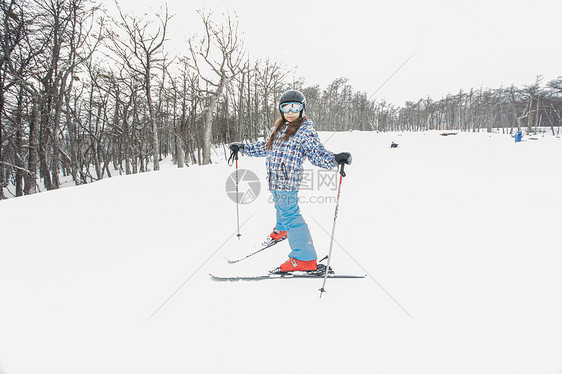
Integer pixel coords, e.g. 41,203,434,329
1,131,561,374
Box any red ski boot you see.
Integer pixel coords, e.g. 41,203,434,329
262,228,287,247
278,258,318,272
269,228,287,241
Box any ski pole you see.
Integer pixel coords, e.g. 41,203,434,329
228,148,241,239
319,159,349,298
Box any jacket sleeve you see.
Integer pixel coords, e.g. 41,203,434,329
244,140,267,157
243,127,273,157
301,124,337,169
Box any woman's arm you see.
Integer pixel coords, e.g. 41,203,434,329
244,126,275,157
243,140,267,157
301,124,337,169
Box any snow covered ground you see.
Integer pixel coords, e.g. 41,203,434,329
1,130,561,374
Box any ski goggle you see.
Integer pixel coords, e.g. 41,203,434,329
279,102,304,113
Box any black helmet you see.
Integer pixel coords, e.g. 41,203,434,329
279,90,306,113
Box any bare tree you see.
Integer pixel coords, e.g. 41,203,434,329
1,0,47,196
253,59,287,134
187,10,244,165
1,0,28,198
109,2,170,171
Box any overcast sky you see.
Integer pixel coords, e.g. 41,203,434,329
110,0,562,106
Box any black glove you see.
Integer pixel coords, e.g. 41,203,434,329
334,152,352,165
229,142,244,153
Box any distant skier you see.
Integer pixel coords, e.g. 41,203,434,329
229,90,351,273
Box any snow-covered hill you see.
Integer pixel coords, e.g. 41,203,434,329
1,131,561,374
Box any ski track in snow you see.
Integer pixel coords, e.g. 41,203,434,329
1,131,561,374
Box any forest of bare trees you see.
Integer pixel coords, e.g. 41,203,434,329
1,0,561,199
394,77,562,135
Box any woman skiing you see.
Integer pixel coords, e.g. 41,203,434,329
229,90,351,273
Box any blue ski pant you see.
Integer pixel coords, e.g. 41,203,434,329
271,190,317,261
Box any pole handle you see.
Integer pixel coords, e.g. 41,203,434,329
339,162,347,177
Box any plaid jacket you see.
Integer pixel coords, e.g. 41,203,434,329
244,119,336,191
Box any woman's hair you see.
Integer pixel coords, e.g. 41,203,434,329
266,116,306,150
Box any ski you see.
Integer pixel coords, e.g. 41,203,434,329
210,273,366,281
210,264,366,281
224,236,287,264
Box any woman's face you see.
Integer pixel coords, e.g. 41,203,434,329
283,110,300,122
